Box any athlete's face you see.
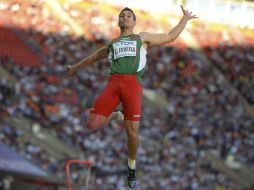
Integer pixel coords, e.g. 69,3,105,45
118,10,136,29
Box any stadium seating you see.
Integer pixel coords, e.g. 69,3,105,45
0,0,253,189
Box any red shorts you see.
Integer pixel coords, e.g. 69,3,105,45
90,74,143,121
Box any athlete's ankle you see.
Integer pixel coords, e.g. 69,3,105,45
128,158,136,169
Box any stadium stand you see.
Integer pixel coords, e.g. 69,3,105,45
0,0,253,189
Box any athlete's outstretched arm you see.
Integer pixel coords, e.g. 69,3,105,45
66,46,108,75
140,5,197,47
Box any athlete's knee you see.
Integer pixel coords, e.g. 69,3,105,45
127,129,139,139
86,119,100,130
86,115,105,130
86,122,97,130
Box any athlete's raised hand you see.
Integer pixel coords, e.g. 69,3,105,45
66,65,77,76
180,5,198,20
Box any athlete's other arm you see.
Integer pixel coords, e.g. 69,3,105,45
140,5,197,47
66,46,108,75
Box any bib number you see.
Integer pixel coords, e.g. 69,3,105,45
113,41,137,60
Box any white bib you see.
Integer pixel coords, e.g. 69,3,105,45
113,40,137,60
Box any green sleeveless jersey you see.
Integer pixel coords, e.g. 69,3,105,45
107,34,147,83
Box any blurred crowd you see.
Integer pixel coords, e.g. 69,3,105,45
204,44,254,105
0,120,66,178
0,0,254,190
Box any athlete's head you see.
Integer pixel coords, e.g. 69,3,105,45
118,7,136,29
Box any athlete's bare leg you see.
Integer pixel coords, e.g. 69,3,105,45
125,120,140,162
125,120,139,188
86,112,123,130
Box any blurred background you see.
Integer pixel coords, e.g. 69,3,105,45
0,0,254,189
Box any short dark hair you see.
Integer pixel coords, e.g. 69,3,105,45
119,7,136,21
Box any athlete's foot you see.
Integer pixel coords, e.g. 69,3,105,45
116,111,124,121
127,166,137,188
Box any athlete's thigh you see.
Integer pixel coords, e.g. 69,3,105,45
121,77,143,121
91,79,120,118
